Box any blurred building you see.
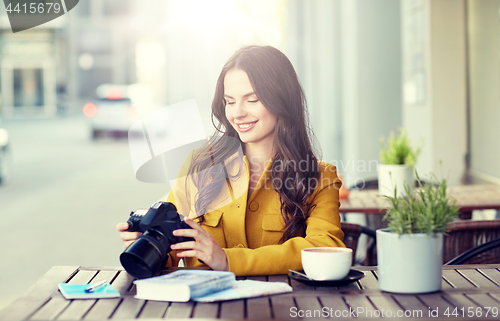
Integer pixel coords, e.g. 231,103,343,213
0,10,65,116
0,0,498,184
0,0,138,117
67,0,137,107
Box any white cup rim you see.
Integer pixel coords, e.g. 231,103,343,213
301,247,352,253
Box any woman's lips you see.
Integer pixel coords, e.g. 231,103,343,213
236,121,258,132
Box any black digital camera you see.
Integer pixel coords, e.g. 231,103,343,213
119,201,194,279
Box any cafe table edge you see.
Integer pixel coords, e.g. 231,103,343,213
2,264,500,321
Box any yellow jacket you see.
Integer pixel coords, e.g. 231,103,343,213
166,155,344,276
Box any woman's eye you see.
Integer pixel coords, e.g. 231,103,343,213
248,100,259,104
226,101,236,105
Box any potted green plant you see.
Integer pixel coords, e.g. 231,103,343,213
379,128,421,197
376,174,459,293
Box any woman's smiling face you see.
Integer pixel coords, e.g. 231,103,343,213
224,68,277,148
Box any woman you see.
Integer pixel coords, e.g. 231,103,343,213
117,45,344,276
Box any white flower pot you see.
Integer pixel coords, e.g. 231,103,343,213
378,164,414,197
376,229,443,293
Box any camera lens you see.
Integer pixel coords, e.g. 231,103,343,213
120,230,170,279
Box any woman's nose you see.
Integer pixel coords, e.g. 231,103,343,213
232,102,247,118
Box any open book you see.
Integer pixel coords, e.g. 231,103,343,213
133,270,292,302
193,279,293,302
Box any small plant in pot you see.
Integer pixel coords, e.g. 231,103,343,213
377,173,459,293
379,128,421,197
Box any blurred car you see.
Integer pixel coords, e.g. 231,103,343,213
0,127,11,185
84,83,158,139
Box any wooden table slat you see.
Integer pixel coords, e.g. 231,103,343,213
464,293,500,310
447,293,500,319
112,270,135,295
270,296,296,320
443,293,481,309
67,270,98,285
368,295,406,317
247,297,272,320
392,294,428,313
443,269,477,289
457,269,500,288
418,293,455,318
191,302,219,319
294,296,322,313
164,301,194,319
6,264,500,320
219,299,245,319
357,270,379,290
441,275,454,290
55,299,96,320
0,266,79,321
28,297,70,321
318,296,350,317
477,268,500,287
83,298,121,320
110,297,145,319
138,300,169,319
91,270,118,283
343,295,381,318
488,292,500,305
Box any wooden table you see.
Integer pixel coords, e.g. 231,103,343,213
2,265,500,320
340,184,500,216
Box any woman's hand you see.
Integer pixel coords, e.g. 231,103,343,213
171,217,229,271
116,222,142,249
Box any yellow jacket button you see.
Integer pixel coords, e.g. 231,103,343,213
249,201,259,212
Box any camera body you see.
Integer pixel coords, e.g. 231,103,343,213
119,201,194,279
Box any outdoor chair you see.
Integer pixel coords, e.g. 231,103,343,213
445,238,500,265
341,222,377,266
443,219,500,264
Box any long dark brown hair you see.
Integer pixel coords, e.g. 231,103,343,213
187,45,320,243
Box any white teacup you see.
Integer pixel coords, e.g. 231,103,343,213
301,247,352,280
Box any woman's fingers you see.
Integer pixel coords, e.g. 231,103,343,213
123,240,135,249
176,249,201,259
121,231,142,242
173,217,210,241
117,222,141,249
170,217,228,271
116,222,129,232
121,232,141,249
171,241,198,250
182,217,206,233
173,241,215,267
172,228,208,242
